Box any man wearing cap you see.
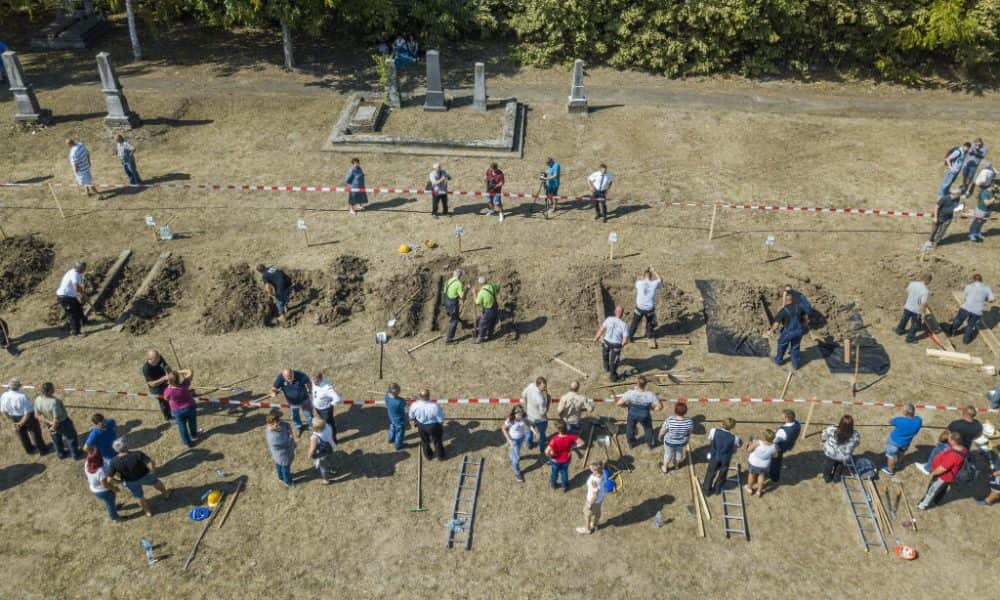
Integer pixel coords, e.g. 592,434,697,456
881,403,923,476
542,157,561,214
33,382,82,459
474,276,500,343
384,383,408,451
595,306,630,382
1,379,47,455
256,264,292,324
444,269,466,344
557,381,593,435
106,438,170,517
615,376,662,449
429,162,450,218
56,261,87,337
268,368,313,436
947,274,995,344
409,388,446,460
83,413,118,463
630,267,662,347
142,350,173,422
896,274,931,343
587,163,614,223
523,377,551,452
310,372,342,443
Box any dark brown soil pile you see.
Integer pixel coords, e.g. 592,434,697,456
283,268,326,326
704,280,772,340
201,263,272,334
0,235,54,308
369,255,460,337
315,255,369,327
122,256,186,334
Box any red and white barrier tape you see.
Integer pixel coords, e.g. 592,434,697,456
0,181,933,219
3,384,995,413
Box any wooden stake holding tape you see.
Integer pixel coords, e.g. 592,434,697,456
708,204,718,241
800,399,816,439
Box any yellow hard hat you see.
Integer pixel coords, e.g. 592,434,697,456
398,244,411,254
206,490,222,508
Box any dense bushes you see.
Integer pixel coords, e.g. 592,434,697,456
5,0,1000,81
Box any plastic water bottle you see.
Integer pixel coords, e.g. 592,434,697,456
653,510,663,529
215,468,225,479
141,538,157,565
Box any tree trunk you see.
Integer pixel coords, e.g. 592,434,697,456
125,0,142,61
82,0,94,15
280,18,294,69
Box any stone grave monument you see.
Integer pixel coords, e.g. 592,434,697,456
96,52,139,128
567,59,587,113
386,58,401,109
2,51,52,125
30,1,109,50
423,50,447,111
473,62,487,112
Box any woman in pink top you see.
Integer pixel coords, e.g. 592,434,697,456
164,369,201,447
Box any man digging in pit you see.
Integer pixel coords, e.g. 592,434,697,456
257,264,292,324
474,275,500,343
766,289,807,370
444,269,467,344
629,267,662,348
595,306,630,382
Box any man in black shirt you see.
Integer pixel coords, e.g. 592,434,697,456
767,292,807,370
106,438,170,517
269,368,313,436
947,405,984,449
257,264,292,324
141,350,172,422
929,192,961,248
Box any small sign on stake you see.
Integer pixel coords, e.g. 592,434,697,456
608,231,619,261
297,219,310,247
764,235,775,262
454,225,465,253
145,215,158,241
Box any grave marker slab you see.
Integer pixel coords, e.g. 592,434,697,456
423,50,447,112
473,62,487,112
2,51,51,124
567,59,587,114
96,52,139,128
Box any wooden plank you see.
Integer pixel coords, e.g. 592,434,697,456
951,291,1000,358
84,249,131,317
925,348,981,363
112,251,171,332
924,308,956,353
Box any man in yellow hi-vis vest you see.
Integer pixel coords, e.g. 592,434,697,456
474,276,501,343
444,269,466,344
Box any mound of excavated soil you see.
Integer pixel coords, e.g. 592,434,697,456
315,255,369,327
0,235,54,308
364,255,458,338
870,254,972,314
201,263,272,334
283,268,326,326
123,256,185,334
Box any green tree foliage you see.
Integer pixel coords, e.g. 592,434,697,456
5,0,1000,81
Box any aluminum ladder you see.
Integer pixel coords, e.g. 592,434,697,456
446,456,484,550
720,463,749,540
841,459,887,553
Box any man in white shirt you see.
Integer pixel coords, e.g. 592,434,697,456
949,273,996,344
523,377,550,451
114,134,142,186
1,378,47,455
310,372,343,443
429,163,451,218
975,160,996,189
409,388,446,460
67,138,97,196
587,163,614,223
630,267,662,347
896,273,931,343
56,261,88,337
594,305,629,382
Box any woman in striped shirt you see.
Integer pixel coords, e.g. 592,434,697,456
658,403,694,473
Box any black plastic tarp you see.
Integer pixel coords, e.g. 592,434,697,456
695,280,771,357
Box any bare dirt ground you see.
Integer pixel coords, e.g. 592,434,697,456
1,21,999,599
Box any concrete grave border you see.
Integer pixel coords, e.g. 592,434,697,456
323,92,525,158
